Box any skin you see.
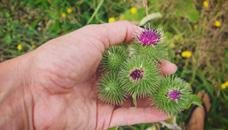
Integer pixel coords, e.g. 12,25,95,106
187,91,210,130
0,21,177,130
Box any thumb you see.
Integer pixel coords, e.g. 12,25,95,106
109,107,168,127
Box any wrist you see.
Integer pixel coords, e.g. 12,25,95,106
0,54,34,130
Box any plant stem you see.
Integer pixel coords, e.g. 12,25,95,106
132,93,137,107
143,0,149,16
87,0,104,24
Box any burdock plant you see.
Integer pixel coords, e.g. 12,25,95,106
152,76,193,115
98,27,201,115
98,73,126,105
119,56,160,97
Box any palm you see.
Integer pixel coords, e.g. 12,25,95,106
29,25,114,130
28,22,176,130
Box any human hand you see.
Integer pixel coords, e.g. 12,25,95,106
0,21,177,130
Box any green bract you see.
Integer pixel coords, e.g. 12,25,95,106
130,43,169,61
119,56,160,97
98,27,200,115
98,73,126,105
102,45,127,71
152,76,192,115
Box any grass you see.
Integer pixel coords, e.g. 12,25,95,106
0,0,227,129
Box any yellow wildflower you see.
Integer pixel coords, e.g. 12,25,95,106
203,1,209,9
67,7,73,14
130,7,137,15
220,81,228,89
181,51,192,58
108,17,116,23
17,43,23,51
214,21,221,28
61,12,66,18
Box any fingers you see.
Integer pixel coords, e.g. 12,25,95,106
159,60,177,76
109,107,168,127
81,21,140,48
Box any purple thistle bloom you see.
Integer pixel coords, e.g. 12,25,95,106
130,68,144,81
138,28,161,46
167,90,181,100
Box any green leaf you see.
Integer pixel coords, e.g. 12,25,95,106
47,9,59,20
175,0,199,22
148,0,167,12
3,35,12,44
191,95,202,106
48,21,61,35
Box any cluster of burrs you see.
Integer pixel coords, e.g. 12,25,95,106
98,27,200,115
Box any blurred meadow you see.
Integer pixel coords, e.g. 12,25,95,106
0,0,227,129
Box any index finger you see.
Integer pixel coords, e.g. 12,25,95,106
78,21,141,48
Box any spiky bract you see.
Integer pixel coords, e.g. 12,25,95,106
152,76,192,115
98,73,126,105
102,45,127,71
119,56,160,97
98,27,198,114
131,43,169,61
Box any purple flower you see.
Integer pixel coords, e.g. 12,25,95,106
130,68,144,81
167,90,181,100
138,28,161,46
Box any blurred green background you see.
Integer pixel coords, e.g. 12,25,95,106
0,0,227,129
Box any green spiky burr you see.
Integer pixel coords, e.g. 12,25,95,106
119,56,161,98
97,26,201,114
152,76,193,115
98,73,126,105
133,27,169,60
130,43,169,61
102,45,127,71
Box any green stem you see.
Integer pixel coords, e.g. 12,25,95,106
143,0,149,16
132,93,137,107
180,59,189,78
87,0,104,24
